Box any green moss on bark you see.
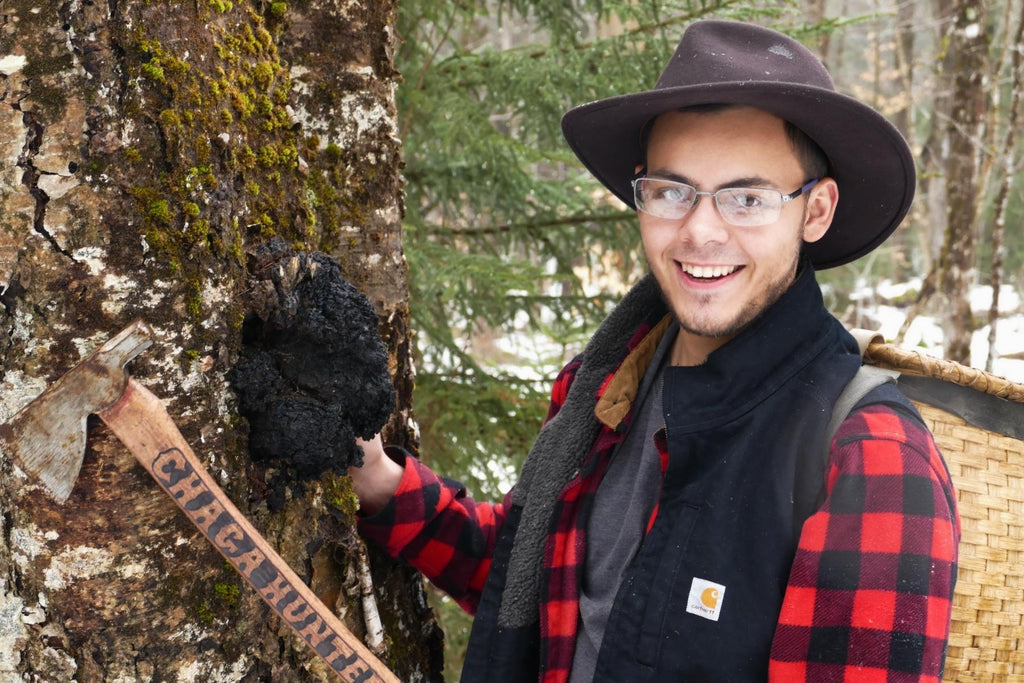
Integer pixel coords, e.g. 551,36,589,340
120,1,323,330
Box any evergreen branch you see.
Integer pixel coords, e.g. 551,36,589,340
502,293,619,303
785,11,895,40
417,370,562,388
428,1,746,74
400,7,461,140
425,3,889,77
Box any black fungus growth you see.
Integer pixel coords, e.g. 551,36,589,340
229,242,395,481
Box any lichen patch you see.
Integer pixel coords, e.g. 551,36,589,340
42,544,116,591
0,580,28,673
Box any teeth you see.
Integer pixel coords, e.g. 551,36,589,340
681,264,738,279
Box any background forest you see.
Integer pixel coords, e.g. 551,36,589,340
393,0,1024,677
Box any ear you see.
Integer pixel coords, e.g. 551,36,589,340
802,177,838,244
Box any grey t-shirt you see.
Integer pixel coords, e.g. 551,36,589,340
569,323,676,682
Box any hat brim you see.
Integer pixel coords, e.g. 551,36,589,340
561,83,915,269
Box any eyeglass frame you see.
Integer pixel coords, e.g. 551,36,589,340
630,176,821,227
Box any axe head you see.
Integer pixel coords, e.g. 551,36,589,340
0,320,154,503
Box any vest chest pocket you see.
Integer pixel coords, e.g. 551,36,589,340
635,496,704,666
595,488,791,681
595,495,704,675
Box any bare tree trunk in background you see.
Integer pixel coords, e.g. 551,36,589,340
985,5,1024,371
896,0,983,354
896,0,952,345
938,0,989,363
892,0,916,138
0,1,442,681
918,5,952,271
972,0,1015,206
805,0,831,59
887,0,936,284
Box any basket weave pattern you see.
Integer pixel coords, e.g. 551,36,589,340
919,403,1024,682
865,343,1024,682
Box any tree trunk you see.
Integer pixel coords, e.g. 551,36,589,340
985,4,1024,371
894,0,957,345
938,0,989,363
917,50,950,278
0,1,442,681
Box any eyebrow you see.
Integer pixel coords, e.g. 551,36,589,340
647,169,779,191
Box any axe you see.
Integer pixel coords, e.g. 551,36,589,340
0,319,398,683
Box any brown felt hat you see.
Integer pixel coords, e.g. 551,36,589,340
561,20,916,269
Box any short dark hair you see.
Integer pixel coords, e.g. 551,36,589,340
783,120,830,181
639,104,831,181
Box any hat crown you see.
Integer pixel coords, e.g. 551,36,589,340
655,21,834,92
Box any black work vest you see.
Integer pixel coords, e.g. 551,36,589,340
461,268,872,682
592,269,861,680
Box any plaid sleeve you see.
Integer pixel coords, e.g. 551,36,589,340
357,448,507,613
358,358,585,614
770,403,961,682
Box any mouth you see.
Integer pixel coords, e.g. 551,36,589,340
678,262,742,282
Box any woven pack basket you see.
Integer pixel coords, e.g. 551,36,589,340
863,341,1024,682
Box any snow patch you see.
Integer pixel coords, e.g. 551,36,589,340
852,280,1024,383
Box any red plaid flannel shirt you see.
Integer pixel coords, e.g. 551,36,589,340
770,403,961,681
359,356,960,682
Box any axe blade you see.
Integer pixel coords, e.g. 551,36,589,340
0,320,154,503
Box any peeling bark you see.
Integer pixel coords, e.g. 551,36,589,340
0,1,442,680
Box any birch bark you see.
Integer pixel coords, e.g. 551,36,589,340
0,1,440,680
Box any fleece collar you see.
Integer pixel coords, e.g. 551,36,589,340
499,274,667,629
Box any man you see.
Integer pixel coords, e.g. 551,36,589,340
352,20,960,682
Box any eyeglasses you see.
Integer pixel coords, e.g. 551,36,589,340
631,177,820,227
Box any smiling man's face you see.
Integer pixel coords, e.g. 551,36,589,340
638,106,837,365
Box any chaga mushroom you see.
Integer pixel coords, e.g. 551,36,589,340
230,240,395,484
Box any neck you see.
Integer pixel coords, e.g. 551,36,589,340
668,259,811,367
670,328,734,366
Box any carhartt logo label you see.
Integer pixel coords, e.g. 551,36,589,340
686,577,725,621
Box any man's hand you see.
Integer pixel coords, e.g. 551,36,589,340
349,434,404,516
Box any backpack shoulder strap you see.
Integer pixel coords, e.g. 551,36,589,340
793,330,897,533
797,330,933,533
824,363,899,450
824,329,897,449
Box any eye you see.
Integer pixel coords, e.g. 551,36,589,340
655,186,688,202
645,181,693,204
722,190,765,209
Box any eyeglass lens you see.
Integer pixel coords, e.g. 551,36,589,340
633,178,789,227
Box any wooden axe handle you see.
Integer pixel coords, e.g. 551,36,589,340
98,377,398,683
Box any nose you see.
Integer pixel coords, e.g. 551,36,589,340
677,194,731,246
